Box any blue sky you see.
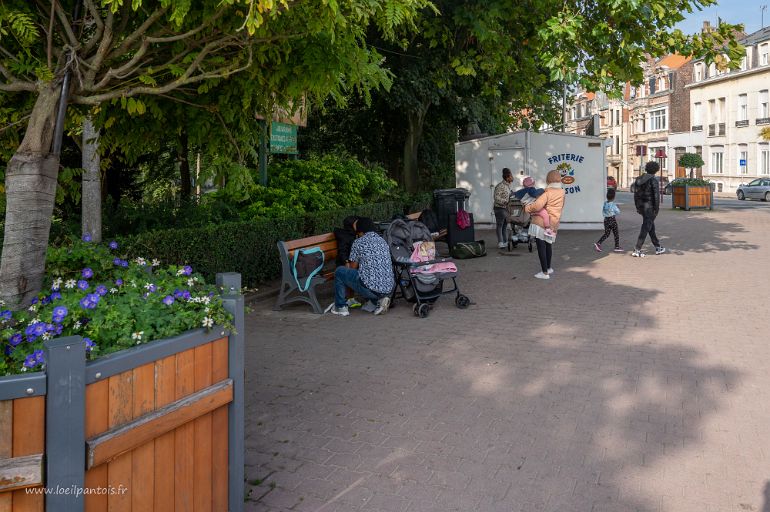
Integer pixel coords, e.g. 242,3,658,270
675,1,768,36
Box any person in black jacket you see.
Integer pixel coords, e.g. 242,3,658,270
631,161,666,257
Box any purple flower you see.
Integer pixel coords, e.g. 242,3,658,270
84,337,96,352
53,324,63,335
113,257,122,266
109,241,118,250
0,310,11,321
9,333,22,347
147,284,157,293
182,265,193,276
95,285,108,296
115,278,124,286
82,268,94,279
23,349,45,369
41,296,51,306
77,280,89,291
31,297,38,305
82,234,92,242
52,306,68,323
162,295,175,306
50,291,62,301
79,293,101,310
121,260,129,268
25,322,47,342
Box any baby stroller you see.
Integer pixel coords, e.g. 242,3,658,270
505,198,533,253
386,219,471,318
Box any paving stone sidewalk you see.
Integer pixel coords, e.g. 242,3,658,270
243,202,770,512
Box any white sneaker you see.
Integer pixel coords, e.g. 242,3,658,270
655,246,666,255
329,305,350,316
534,272,550,280
373,296,391,315
631,250,645,258
547,268,554,274
498,242,507,249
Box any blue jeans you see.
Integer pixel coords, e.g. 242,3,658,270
334,267,381,307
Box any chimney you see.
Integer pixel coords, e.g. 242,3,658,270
702,21,711,33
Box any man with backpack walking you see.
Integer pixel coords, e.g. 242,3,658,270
631,161,666,258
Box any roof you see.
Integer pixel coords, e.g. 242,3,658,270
656,54,691,70
741,26,770,46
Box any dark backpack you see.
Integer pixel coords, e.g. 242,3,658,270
418,209,439,233
333,227,356,267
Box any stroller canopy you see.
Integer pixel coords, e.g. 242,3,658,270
386,219,433,263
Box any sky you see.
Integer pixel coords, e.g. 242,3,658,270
675,0,769,36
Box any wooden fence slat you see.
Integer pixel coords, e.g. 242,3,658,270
211,339,229,512
193,344,213,512
86,380,233,469
0,400,12,512
108,371,133,512
174,348,195,512
11,397,44,512
85,380,109,512
0,455,43,492
132,363,155,512
154,355,176,512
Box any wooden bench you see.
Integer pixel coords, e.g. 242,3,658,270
274,233,338,314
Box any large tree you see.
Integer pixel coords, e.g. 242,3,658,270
0,0,427,307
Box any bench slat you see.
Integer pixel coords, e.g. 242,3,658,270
284,233,336,251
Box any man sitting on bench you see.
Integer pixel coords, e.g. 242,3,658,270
326,217,394,317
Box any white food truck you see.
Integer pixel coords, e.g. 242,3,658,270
455,130,608,230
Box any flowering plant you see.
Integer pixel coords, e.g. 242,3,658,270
0,237,233,376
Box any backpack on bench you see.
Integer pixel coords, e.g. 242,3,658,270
292,248,324,292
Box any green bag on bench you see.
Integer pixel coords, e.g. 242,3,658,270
451,241,486,259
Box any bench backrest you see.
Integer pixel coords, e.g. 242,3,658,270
282,233,338,270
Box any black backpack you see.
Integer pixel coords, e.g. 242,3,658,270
418,209,439,233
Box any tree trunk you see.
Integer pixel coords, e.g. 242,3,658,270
0,85,62,309
82,116,102,242
178,129,191,201
403,106,428,194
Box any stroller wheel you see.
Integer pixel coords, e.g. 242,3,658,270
414,303,430,318
455,294,470,309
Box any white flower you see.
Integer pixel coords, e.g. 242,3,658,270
202,296,210,305
204,307,210,314
201,317,214,328
131,331,144,342
21,367,27,372
0,299,4,306
110,288,118,294
135,257,146,266
193,276,199,282
42,332,51,341
65,279,76,289
52,278,63,290
73,321,81,331
131,280,137,288
152,259,160,267
187,278,195,287
31,317,40,324
144,282,153,290
176,269,185,276
28,304,38,312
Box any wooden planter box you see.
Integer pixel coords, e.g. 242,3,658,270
672,185,713,210
0,273,244,512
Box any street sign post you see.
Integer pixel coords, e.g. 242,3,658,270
270,122,298,155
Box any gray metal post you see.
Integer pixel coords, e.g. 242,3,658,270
259,120,268,186
218,273,244,512
44,336,86,512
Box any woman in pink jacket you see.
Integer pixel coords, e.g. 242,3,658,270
524,170,566,280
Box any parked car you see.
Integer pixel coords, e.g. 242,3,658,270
607,176,617,189
736,178,770,201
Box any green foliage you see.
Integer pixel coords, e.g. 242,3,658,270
0,240,232,376
240,154,399,217
678,153,705,169
671,178,712,187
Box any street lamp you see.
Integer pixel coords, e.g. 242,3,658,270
655,148,667,202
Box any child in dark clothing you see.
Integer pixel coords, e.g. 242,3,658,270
594,188,623,252
514,176,553,237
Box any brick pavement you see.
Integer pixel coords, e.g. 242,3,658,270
242,202,770,512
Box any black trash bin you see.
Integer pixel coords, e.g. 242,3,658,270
433,188,471,230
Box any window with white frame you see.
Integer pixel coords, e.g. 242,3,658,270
718,97,726,121
760,144,770,175
694,63,703,81
761,43,769,66
738,94,748,121
710,148,724,174
760,90,769,118
740,55,747,71
649,108,667,131
693,102,703,126
738,145,748,174
708,99,716,124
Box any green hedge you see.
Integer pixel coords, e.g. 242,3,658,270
118,195,433,287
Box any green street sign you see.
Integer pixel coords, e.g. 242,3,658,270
270,122,298,154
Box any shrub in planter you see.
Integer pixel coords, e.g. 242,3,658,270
0,237,232,376
670,178,714,210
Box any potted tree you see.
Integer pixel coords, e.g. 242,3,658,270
679,153,705,179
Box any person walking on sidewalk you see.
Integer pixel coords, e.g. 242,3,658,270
327,217,394,316
631,161,666,258
594,188,623,253
524,170,565,280
493,168,514,249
